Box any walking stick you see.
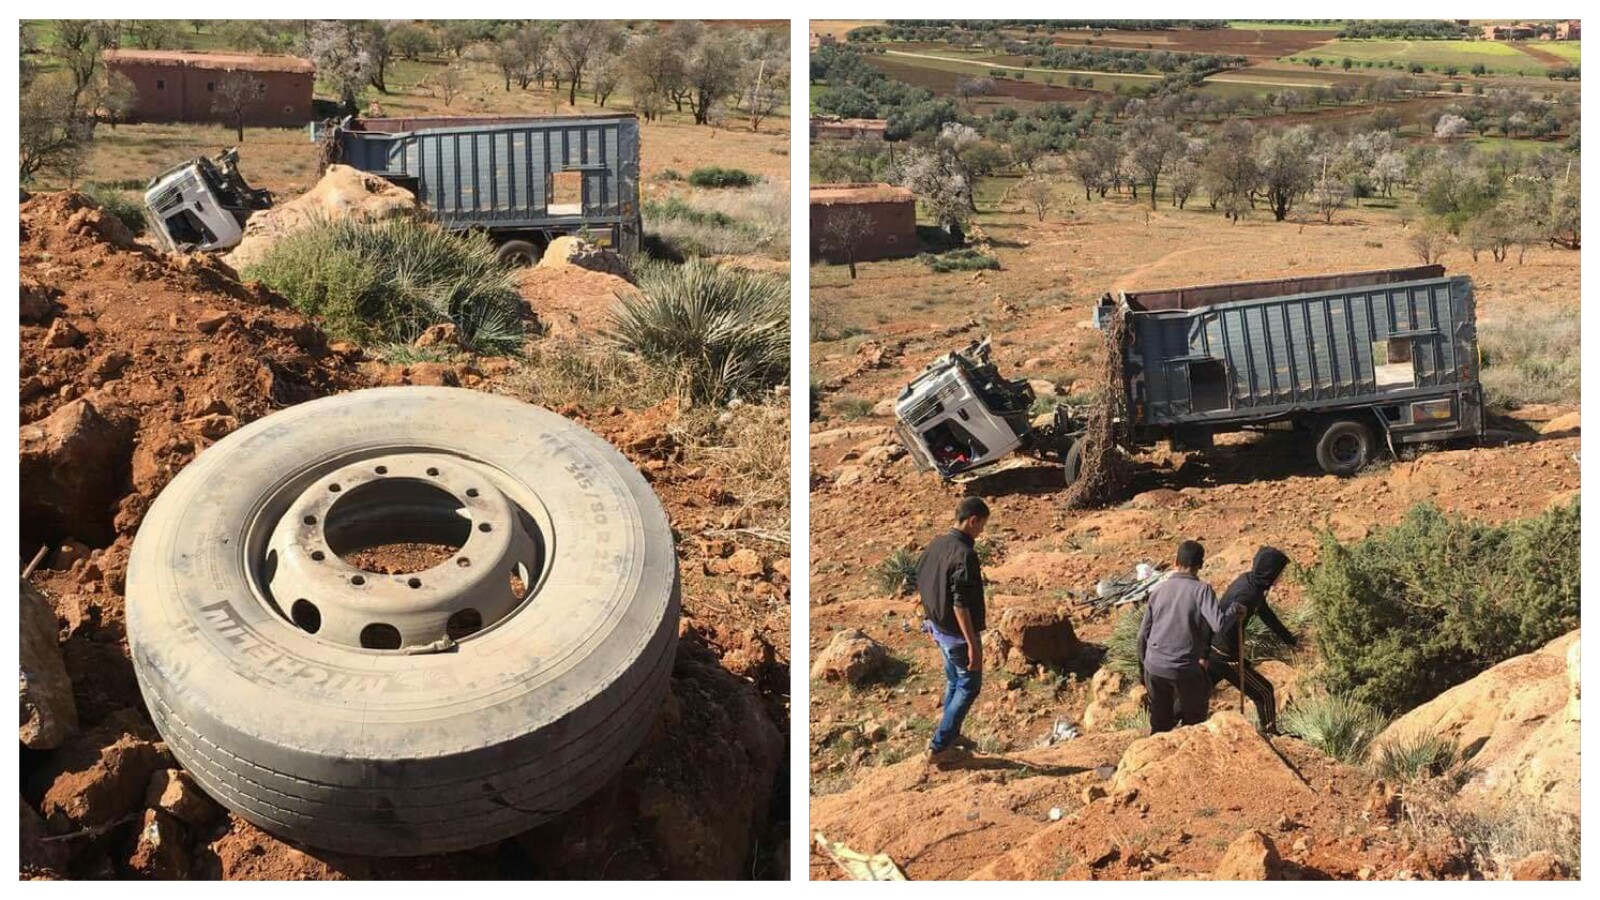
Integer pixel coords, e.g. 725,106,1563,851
1237,617,1246,717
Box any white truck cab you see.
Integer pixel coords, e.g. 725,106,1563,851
143,149,272,253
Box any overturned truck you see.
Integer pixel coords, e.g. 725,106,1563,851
145,114,643,263
896,266,1485,483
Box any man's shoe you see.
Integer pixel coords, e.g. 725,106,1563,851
923,745,967,768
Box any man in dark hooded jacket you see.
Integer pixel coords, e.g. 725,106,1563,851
1206,546,1296,734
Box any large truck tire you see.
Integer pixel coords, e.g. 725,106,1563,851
1314,418,1375,476
494,239,542,267
1062,436,1084,485
126,387,679,856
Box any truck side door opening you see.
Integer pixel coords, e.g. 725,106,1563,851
1374,337,1415,390
549,170,582,216
1188,359,1229,412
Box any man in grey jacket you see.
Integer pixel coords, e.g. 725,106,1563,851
1137,540,1243,734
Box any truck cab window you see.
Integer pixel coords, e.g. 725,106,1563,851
1374,338,1415,390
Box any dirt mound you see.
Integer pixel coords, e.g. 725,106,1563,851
812,713,1452,880
21,191,369,547
1377,630,1580,817
538,235,633,280
517,264,632,338
223,164,420,270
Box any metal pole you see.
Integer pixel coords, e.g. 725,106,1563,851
1237,617,1246,717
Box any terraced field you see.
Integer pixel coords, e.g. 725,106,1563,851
1296,38,1560,74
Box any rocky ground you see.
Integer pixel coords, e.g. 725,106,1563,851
807,191,1580,880
18,190,790,880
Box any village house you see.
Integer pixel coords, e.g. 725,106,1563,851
102,50,315,127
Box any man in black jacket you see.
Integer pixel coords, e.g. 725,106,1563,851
1207,546,1296,734
918,496,989,763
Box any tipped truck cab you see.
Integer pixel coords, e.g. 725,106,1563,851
143,148,273,253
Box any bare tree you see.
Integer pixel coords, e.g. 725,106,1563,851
1123,115,1185,209
623,27,686,122
555,20,619,107
685,29,745,126
432,64,466,108
211,71,264,142
820,207,876,279
954,76,995,112
362,21,398,94
1019,176,1053,221
1256,125,1315,222
304,20,372,113
740,30,788,133
20,76,89,181
1407,223,1449,264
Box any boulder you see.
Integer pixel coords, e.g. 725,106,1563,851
1509,850,1571,880
811,628,890,684
1539,412,1579,435
1375,630,1579,817
145,769,221,828
537,235,633,281
1082,667,1146,731
224,164,421,270
124,809,190,879
871,398,897,417
1213,829,1282,880
995,605,1083,667
37,724,172,831
20,398,134,545
20,275,61,324
20,578,78,749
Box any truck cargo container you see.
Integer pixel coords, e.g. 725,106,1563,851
328,114,643,264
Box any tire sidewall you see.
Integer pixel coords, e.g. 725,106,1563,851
1315,419,1373,476
128,388,678,767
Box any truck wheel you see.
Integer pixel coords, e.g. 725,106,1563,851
1314,419,1374,476
1062,437,1085,484
495,239,542,267
126,387,679,856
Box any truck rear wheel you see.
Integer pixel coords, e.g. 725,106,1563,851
495,239,543,267
126,387,679,855
1062,437,1084,485
1314,419,1374,476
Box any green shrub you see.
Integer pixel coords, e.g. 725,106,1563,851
83,185,146,236
1279,692,1389,764
244,218,524,354
687,166,759,188
1302,499,1580,715
610,259,789,405
918,247,1001,273
873,547,919,596
1105,606,1144,678
642,184,788,260
830,395,874,420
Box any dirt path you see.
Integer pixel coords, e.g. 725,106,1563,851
1110,245,1214,292
1509,42,1567,68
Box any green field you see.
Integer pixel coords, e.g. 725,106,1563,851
874,50,1160,91
1297,38,1554,74
1226,21,1341,31
1540,41,1582,63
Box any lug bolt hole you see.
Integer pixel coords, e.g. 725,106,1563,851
465,488,480,498
457,557,471,568
328,483,341,493
351,575,366,586
407,577,422,589
478,522,492,533
426,467,441,477
375,465,388,475
311,550,326,562
303,515,317,525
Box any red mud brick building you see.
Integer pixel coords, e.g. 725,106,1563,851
103,50,315,127
809,183,917,263
810,117,888,141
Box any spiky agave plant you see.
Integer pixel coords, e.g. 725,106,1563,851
610,258,788,406
1279,692,1390,764
246,218,524,355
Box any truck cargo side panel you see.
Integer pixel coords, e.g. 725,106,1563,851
1129,276,1479,432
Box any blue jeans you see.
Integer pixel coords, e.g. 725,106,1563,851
931,642,982,751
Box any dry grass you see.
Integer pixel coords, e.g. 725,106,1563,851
1401,785,1580,878
1478,304,1580,409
